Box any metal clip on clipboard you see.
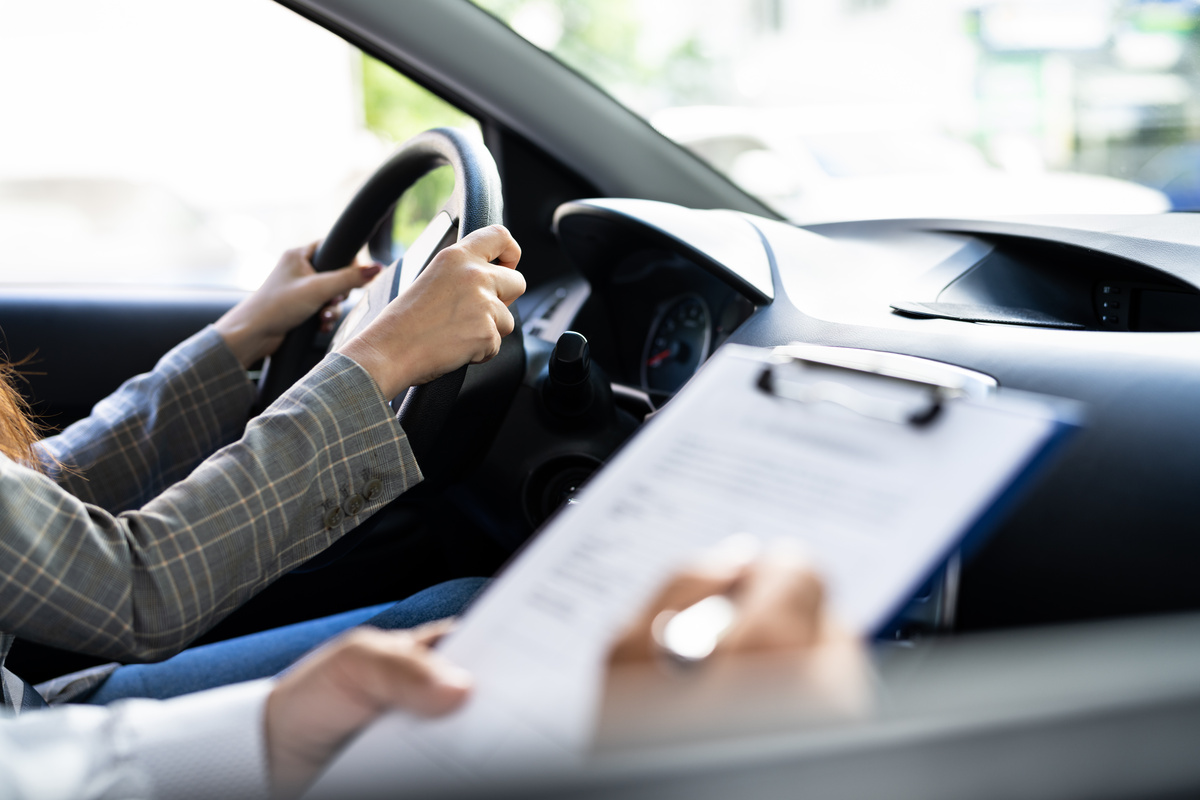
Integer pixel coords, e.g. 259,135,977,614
760,343,997,427
756,362,951,427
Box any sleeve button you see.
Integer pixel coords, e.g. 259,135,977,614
363,478,384,501
343,494,365,516
323,507,344,529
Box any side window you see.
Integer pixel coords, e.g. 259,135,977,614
360,56,482,260
0,0,477,290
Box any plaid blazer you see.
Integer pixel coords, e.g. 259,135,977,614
0,327,420,707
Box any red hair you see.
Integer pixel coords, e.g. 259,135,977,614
0,359,47,472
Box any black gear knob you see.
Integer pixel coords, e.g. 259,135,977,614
544,331,608,420
549,331,591,386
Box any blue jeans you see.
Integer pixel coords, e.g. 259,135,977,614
82,577,487,705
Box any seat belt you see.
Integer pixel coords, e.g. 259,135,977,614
1,666,50,714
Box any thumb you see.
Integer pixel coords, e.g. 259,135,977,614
341,630,472,717
307,262,382,305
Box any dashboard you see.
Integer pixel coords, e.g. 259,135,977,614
508,197,1200,636
574,248,755,399
520,200,768,407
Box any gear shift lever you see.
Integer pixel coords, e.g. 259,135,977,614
543,331,612,422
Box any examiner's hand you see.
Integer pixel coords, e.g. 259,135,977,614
215,242,383,368
265,620,469,799
337,224,525,399
598,542,870,750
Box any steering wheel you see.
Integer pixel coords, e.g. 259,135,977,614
257,127,524,480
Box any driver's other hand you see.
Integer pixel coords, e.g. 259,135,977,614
338,224,526,399
597,541,871,751
265,620,471,799
215,242,383,368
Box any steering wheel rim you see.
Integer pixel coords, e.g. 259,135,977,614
257,127,517,473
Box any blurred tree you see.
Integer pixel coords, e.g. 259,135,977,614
360,55,480,249
473,0,711,110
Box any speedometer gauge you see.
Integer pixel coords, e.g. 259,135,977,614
641,295,711,394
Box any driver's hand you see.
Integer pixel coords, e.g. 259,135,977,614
338,224,525,399
265,619,470,799
215,242,383,368
597,542,871,750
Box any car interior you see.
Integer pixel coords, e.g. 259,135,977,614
3,0,1200,796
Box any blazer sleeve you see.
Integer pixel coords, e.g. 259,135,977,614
35,326,256,514
0,353,422,662
0,679,272,800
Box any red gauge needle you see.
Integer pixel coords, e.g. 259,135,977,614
646,348,672,367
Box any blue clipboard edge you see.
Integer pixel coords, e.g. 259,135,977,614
871,387,1086,638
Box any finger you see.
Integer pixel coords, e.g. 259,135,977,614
653,562,749,614
459,224,522,269
718,556,825,655
491,264,527,306
309,262,382,303
303,240,320,264
343,629,472,717
468,327,503,365
408,617,457,648
353,253,385,269
494,303,516,339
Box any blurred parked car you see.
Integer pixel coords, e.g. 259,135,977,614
653,105,1170,223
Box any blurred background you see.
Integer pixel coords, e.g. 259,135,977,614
0,0,473,289
478,0,1196,221
1,0,1197,289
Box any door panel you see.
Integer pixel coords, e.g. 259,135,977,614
0,289,242,426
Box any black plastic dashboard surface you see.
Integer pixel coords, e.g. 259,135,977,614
554,201,1200,632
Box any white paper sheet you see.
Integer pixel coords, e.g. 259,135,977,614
309,345,1075,797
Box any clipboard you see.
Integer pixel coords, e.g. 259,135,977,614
310,344,1083,796
753,344,1078,635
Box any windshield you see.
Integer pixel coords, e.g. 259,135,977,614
473,0,1195,223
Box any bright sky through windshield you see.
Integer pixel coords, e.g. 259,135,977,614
475,0,1189,222
0,0,472,289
